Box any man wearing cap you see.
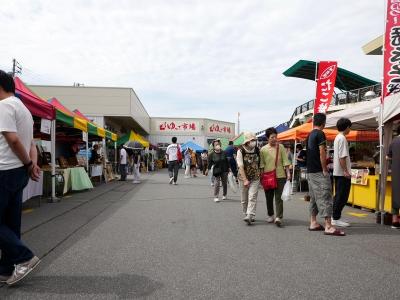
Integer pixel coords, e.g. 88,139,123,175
236,132,261,225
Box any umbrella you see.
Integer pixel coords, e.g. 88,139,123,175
124,141,143,149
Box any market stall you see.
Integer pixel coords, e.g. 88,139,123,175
15,77,117,202
277,122,379,194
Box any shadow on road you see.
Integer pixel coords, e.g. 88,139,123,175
5,273,163,298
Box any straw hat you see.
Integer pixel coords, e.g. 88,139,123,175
242,132,257,145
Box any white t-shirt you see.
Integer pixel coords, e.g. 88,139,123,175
166,143,180,162
0,96,34,170
120,148,127,164
333,133,351,176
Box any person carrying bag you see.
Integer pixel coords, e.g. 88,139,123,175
260,127,291,227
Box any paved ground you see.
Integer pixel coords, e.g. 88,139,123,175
1,170,399,299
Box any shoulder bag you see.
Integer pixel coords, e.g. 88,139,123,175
261,145,279,190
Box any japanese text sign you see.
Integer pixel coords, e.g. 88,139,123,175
383,0,400,100
314,61,337,115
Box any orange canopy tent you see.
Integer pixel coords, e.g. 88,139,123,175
277,123,379,142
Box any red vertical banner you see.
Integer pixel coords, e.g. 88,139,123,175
383,0,400,101
313,61,338,115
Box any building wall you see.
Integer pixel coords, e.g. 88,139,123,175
150,117,235,148
29,85,151,133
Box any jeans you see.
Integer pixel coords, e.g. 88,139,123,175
0,167,34,276
168,160,180,183
333,176,351,220
264,178,286,219
119,164,127,181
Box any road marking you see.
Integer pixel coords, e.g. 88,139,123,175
346,212,368,218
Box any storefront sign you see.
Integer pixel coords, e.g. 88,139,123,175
156,121,200,133
314,61,337,114
383,0,400,100
208,123,232,134
82,132,88,142
40,118,51,135
351,169,369,186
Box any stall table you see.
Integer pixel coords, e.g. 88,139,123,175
59,167,93,195
347,175,393,212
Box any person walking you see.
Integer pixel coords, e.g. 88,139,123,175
190,149,198,177
206,140,229,202
201,150,208,176
332,118,352,227
307,113,345,236
387,126,400,229
0,70,41,285
119,146,127,181
237,132,260,225
225,141,238,178
260,127,291,227
184,148,191,178
132,150,141,184
166,137,181,185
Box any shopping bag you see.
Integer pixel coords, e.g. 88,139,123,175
281,181,292,202
228,172,238,193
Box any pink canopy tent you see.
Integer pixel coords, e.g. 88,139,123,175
14,77,55,120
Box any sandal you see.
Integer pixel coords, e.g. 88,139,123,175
324,229,346,236
308,224,324,231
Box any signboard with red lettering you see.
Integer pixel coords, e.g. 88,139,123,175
383,0,400,101
154,120,201,133
205,121,235,136
313,61,337,115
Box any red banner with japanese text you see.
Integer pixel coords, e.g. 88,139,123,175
383,0,400,101
313,61,337,115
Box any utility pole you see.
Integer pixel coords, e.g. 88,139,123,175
237,112,240,135
11,59,22,77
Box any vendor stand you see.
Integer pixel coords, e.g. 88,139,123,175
15,77,117,202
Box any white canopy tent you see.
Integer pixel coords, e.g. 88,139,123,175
325,93,400,222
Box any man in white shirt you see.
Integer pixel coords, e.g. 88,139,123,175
0,70,41,285
332,118,352,227
165,137,181,185
119,146,127,181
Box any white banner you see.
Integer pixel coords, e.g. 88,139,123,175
40,118,52,135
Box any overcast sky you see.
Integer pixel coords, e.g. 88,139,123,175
0,0,384,133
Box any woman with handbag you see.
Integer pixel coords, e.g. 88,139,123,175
260,127,291,227
206,140,229,203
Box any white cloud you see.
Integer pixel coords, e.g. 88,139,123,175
0,0,384,132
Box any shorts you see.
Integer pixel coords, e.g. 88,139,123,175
308,172,333,218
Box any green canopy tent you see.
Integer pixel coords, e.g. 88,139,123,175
232,133,244,146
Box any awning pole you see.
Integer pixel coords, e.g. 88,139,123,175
378,101,385,225
291,140,297,195
86,135,89,172
51,119,57,202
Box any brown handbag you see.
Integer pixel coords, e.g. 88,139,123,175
261,144,279,190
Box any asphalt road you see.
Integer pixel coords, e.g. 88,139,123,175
1,170,399,299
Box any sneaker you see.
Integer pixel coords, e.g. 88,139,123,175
214,197,220,203
222,196,227,200
391,222,400,229
0,274,10,283
169,177,174,184
331,218,350,227
133,181,141,184
6,256,41,286
173,182,177,185
250,215,256,222
211,183,215,187
266,216,275,223
275,217,282,227
243,214,252,225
